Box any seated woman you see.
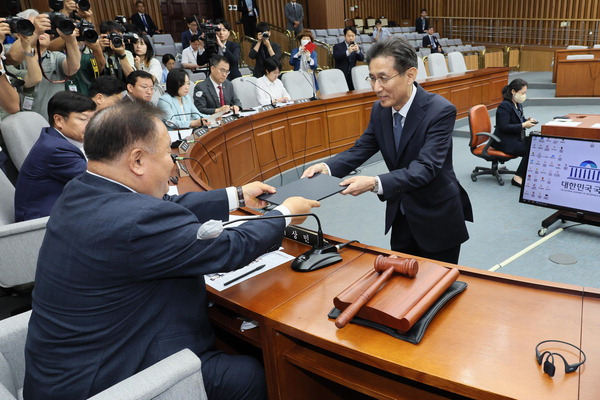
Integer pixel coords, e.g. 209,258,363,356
256,59,291,106
157,68,208,129
132,33,162,83
161,53,176,84
493,78,538,187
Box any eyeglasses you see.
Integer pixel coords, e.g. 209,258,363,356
365,73,402,87
136,84,155,92
215,67,230,75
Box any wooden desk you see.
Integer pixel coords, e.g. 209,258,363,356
184,68,508,189
555,59,600,97
175,175,596,399
552,49,600,83
541,114,600,139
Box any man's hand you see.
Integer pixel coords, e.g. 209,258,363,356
61,0,77,14
241,181,276,209
16,33,32,53
0,18,9,43
110,41,126,55
293,21,299,28
232,105,240,114
77,8,94,22
57,26,78,43
301,163,328,179
281,196,321,225
340,176,376,196
215,105,231,113
34,14,52,37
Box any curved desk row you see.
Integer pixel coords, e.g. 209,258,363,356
183,67,509,189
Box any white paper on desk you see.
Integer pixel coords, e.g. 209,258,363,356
545,121,581,127
206,110,227,125
591,123,600,128
168,129,193,143
238,109,259,117
204,250,294,291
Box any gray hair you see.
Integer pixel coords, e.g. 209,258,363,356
366,36,418,74
17,9,39,19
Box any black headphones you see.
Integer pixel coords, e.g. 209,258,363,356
535,340,586,377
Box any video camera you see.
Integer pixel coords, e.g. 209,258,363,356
4,16,35,36
199,19,219,57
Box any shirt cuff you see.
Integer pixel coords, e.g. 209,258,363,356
273,205,292,226
346,50,350,57
226,186,239,211
309,58,314,65
322,163,332,175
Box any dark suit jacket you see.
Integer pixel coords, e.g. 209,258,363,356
249,42,282,78
326,83,473,253
23,172,286,399
193,77,242,114
130,12,158,35
422,34,443,53
284,2,304,34
332,41,365,91
492,99,528,156
14,127,86,222
415,17,429,33
238,0,259,17
181,29,196,50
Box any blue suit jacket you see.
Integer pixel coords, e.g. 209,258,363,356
289,48,318,71
326,83,473,252
23,172,286,399
332,41,365,90
157,93,207,128
14,127,86,222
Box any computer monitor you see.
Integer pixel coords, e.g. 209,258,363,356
519,134,600,216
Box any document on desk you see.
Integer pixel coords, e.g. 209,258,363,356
204,250,294,291
545,120,581,127
258,173,347,205
591,123,600,129
206,110,227,126
168,129,193,143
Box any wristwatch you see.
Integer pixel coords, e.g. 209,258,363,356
116,53,126,60
24,49,36,57
371,177,379,193
236,186,246,208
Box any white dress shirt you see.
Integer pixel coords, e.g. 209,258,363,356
255,75,291,105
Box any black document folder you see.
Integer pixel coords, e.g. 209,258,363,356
258,173,347,205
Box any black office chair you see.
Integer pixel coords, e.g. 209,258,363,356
468,105,517,186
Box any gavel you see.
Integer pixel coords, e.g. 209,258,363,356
335,255,419,329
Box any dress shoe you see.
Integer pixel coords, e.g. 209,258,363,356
511,177,522,187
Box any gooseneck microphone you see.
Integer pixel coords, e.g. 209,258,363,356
240,77,276,107
202,213,345,272
298,70,318,101
172,155,211,186
165,112,204,129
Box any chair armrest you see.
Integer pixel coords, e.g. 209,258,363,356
88,349,207,400
475,132,501,143
0,217,48,288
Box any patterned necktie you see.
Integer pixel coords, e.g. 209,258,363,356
218,85,225,106
141,14,149,30
393,112,403,153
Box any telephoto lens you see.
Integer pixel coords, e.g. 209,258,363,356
5,16,35,36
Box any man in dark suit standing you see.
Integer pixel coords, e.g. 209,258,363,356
130,1,159,36
249,22,282,78
415,8,429,33
284,0,304,36
14,91,96,222
194,55,242,115
238,0,259,39
422,27,443,53
303,37,472,264
23,100,319,400
332,26,365,91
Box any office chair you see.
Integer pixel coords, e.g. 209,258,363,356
468,105,517,186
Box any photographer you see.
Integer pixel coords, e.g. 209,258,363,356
6,10,81,121
215,19,240,81
99,20,135,82
249,21,281,78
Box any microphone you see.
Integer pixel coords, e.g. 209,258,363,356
165,112,204,129
240,77,276,107
200,213,344,272
298,70,318,101
172,155,211,186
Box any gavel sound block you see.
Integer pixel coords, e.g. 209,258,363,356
333,255,460,332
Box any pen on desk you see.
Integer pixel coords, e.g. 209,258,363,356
223,264,266,286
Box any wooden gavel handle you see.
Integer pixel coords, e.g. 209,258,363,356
335,267,395,328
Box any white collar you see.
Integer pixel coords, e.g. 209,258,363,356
85,171,137,192
391,83,417,123
210,76,224,92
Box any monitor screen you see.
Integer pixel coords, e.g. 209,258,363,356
519,135,600,216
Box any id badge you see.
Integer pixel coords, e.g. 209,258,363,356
22,96,34,110
68,84,78,92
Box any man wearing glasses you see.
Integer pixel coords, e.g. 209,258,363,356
302,37,472,264
193,55,241,115
124,70,155,102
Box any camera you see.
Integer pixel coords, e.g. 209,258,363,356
115,15,127,25
76,20,98,43
4,16,35,36
46,11,75,35
108,31,138,48
199,20,219,56
262,32,269,39
75,0,91,12
48,0,91,12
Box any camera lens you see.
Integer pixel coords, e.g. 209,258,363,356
82,28,98,43
77,0,91,12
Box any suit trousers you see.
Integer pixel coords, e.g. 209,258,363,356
201,350,267,400
243,16,257,39
390,212,461,264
